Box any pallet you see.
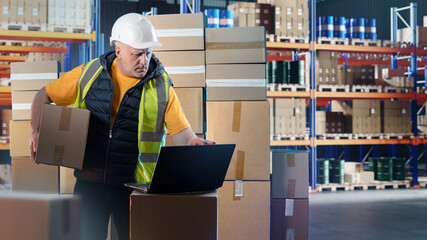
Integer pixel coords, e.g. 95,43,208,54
350,182,383,191
272,134,309,141
350,39,382,47
373,180,411,190
1,22,47,31
277,84,309,92
318,84,350,92
317,37,349,45
266,34,275,42
276,35,309,44
382,40,400,48
47,25,91,34
316,183,350,192
267,84,277,91
383,86,412,93
317,134,352,140
417,86,427,94
352,85,382,93
383,133,413,139
352,134,383,140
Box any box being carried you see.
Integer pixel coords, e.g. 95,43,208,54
36,104,90,169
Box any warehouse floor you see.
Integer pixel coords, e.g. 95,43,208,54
309,188,427,240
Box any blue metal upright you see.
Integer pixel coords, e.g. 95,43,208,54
309,0,317,190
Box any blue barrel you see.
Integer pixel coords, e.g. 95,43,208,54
219,10,233,28
318,16,334,38
350,18,365,39
205,9,219,28
316,17,320,37
365,18,377,40
334,17,346,39
345,18,351,39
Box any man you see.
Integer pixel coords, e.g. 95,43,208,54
29,13,214,240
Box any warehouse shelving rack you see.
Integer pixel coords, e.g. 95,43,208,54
267,2,426,190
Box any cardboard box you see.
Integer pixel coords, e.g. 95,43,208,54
148,13,206,51
272,150,309,199
10,120,30,157
268,98,274,135
205,27,266,64
36,104,90,169
12,156,59,193
154,51,205,87
206,64,266,101
60,167,76,194
10,61,59,91
11,90,37,120
360,171,375,183
25,0,47,25
316,111,326,135
1,109,12,136
218,181,270,240
207,101,269,180
271,198,308,240
0,193,81,240
173,88,204,134
344,162,363,174
131,190,217,240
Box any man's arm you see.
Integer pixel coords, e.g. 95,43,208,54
29,87,52,162
172,127,215,146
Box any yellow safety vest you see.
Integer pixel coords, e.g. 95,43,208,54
74,58,170,183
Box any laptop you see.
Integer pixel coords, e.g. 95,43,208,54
124,144,236,194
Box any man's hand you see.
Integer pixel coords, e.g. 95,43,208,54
30,87,52,163
187,138,215,145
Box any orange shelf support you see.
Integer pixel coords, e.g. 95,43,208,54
315,43,414,54
0,29,96,43
0,64,10,69
316,91,414,100
267,91,311,98
0,143,9,150
270,139,311,146
316,138,413,146
0,55,25,62
0,45,68,53
266,42,310,50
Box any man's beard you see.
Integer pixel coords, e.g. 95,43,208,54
134,65,148,78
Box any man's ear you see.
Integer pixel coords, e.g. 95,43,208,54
115,44,122,59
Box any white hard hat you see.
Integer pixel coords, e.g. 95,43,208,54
110,13,161,49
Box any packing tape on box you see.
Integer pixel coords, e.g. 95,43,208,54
206,41,265,50
206,79,266,87
234,180,244,197
155,28,204,37
164,65,205,74
232,102,242,133
286,228,295,240
236,150,245,180
59,107,72,131
12,103,31,110
285,199,294,216
54,145,65,166
288,179,296,198
287,154,295,167
10,73,58,80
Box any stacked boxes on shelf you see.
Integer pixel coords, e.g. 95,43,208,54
397,26,427,46
0,0,47,30
47,0,91,33
274,0,309,39
228,2,275,35
9,61,60,193
379,67,414,88
148,13,206,140
382,100,411,134
315,51,339,85
332,100,381,134
325,112,345,134
271,98,306,137
344,162,374,184
0,109,11,143
268,60,306,85
315,110,326,135
271,150,309,240
205,26,270,240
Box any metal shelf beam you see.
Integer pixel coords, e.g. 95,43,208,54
0,30,96,43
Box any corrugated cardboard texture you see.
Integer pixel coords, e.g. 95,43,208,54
131,191,217,240
10,61,59,91
206,64,266,101
148,13,206,51
207,101,270,180
173,88,204,134
272,151,309,198
205,27,266,64
0,193,81,240
218,181,270,240
11,156,59,193
271,199,308,240
154,51,205,87
10,120,30,156
36,105,90,169
11,90,38,120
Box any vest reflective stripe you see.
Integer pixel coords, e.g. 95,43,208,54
73,58,170,184
74,59,103,109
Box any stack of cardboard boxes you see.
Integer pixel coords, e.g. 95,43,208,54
0,0,47,30
325,112,345,134
397,26,427,47
47,0,91,33
316,110,326,135
344,162,375,184
383,100,411,134
271,98,306,136
316,51,339,85
228,2,275,35
379,67,414,88
271,150,309,240
273,0,309,38
205,25,270,239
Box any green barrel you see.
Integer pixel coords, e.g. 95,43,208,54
317,159,329,184
329,159,344,184
368,157,379,180
393,157,406,181
266,61,273,84
298,60,305,85
283,61,289,84
272,60,283,84
289,61,299,84
377,157,393,181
